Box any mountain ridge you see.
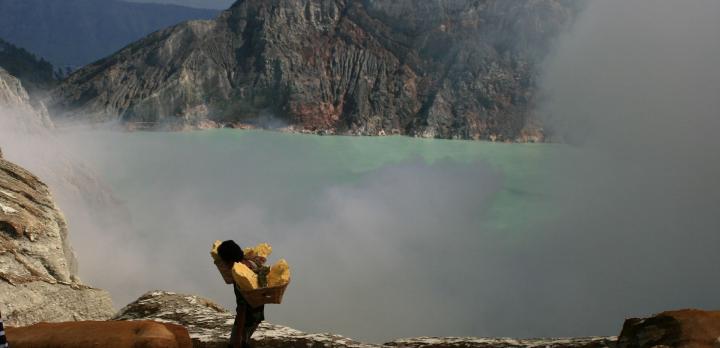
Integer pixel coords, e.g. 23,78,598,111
0,38,58,96
0,0,219,70
50,0,581,141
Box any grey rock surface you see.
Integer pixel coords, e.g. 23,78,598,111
0,156,115,326
0,67,52,128
386,337,617,348
0,69,132,329
115,290,376,348
51,0,582,141
116,290,616,348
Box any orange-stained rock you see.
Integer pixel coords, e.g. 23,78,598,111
617,309,720,348
49,0,581,141
5,320,192,348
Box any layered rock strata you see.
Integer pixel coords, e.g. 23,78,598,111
0,155,114,326
51,0,581,141
0,67,52,129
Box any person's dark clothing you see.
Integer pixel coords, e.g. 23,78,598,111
229,283,264,348
235,285,265,326
0,311,8,348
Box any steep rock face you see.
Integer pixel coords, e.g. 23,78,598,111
617,310,720,348
51,0,581,141
116,291,616,348
0,155,114,326
0,67,52,128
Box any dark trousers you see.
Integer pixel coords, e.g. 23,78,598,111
0,313,7,348
229,312,260,348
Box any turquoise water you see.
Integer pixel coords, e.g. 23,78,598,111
94,129,563,236
63,129,565,340
57,129,718,342
61,129,605,342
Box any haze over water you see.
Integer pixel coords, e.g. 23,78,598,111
57,129,558,342
0,0,717,344
48,123,717,342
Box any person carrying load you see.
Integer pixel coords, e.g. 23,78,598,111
212,240,290,348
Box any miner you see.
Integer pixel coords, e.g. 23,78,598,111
216,240,265,348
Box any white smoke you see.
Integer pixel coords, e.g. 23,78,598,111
1,0,719,343
516,0,720,337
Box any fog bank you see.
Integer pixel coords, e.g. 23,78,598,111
519,0,720,335
1,0,719,343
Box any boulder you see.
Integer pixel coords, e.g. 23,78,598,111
5,320,192,348
617,309,720,348
0,156,114,326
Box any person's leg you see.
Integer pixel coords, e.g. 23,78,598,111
0,311,7,348
230,314,246,348
242,323,260,348
228,317,236,348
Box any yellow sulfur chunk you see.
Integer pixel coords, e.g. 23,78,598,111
210,240,222,262
267,259,291,287
243,243,273,258
232,262,259,291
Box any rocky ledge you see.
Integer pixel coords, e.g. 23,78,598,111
115,290,616,348
617,309,720,348
51,0,582,141
0,153,114,326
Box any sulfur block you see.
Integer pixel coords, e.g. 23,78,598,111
232,262,259,291
210,240,222,262
244,243,273,258
267,259,291,287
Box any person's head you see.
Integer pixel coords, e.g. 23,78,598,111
217,240,244,265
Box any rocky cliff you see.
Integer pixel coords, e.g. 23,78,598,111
1,68,137,330
116,291,616,348
51,0,581,141
0,67,52,128
1,68,114,325
0,154,115,326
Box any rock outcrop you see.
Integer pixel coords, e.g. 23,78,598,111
0,155,114,326
51,0,582,141
617,310,720,348
116,290,616,348
114,290,375,348
0,67,52,128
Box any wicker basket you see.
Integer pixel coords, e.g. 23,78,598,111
239,280,290,308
